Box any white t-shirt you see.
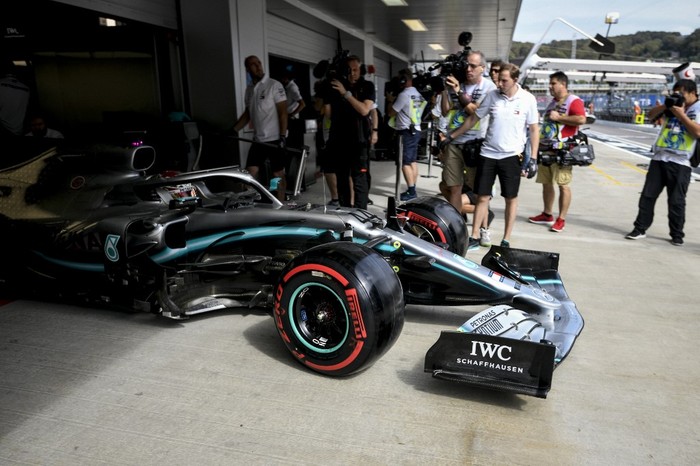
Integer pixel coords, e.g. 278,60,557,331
391,86,425,131
284,80,303,118
476,85,539,159
460,78,497,142
652,99,700,167
0,75,30,135
444,78,496,144
244,75,287,142
26,128,64,138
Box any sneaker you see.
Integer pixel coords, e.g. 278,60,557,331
468,237,480,251
528,212,554,225
479,227,492,247
487,209,495,226
500,239,510,248
327,199,340,207
625,229,646,240
671,237,684,246
400,190,417,201
550,217,566,233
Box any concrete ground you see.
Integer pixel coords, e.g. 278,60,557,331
1,128,699,465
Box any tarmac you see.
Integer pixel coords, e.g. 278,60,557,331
1,126,699,465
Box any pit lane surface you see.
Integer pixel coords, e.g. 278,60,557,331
1,127,699,465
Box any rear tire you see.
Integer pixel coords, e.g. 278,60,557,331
402,196,467,255
274,242,404,376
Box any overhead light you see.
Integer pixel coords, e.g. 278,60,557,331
428,43,444,51
381,0,408,5
99,17,125,27
401,19,427,32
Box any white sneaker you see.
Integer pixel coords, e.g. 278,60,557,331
479,227,492,247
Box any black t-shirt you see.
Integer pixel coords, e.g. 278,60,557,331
326,78,376,145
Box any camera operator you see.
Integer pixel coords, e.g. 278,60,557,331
528,71,586,233
437,50,496,249
386,68,426,201
323,55,375,209
626,79,700,246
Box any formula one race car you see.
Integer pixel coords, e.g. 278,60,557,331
0,140,583,398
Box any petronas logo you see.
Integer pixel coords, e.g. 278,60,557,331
105,234,120,262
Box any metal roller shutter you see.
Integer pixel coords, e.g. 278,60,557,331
267,14,336,64
52,0,177,29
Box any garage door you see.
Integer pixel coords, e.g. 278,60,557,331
267,14,336,64
52,0,177,29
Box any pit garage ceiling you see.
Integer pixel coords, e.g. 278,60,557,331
268,0,522,64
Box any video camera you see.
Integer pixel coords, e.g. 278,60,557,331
313,49,351,84
665,93,685,108
539,132,595,167
662,92,685,118
427,31,473,79
313,31,352,99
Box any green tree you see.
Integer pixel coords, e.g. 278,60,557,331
510,28,700,63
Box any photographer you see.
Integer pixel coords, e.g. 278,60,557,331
323,55,375,209
528,71,586,233
386,68,426,201
437,50,496,248
626,79,700,246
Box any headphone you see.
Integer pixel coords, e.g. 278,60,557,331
397,68,412,88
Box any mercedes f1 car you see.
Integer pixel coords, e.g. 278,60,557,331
0,140,583,398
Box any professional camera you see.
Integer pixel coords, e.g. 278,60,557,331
412,71,446,96
539,132,595,167
385,75,406,99
538,152,559,166
313,49,350,82
427,31,473,78
664,93,685,108
313,46,351,99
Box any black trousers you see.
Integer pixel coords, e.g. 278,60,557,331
633,159,691,239
328,140,370,209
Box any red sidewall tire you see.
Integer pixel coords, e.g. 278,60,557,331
274,242,404,376
403,196,467,255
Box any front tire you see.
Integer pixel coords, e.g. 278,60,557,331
274,242,404,376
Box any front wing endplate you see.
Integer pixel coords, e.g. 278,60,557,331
424,331,556,398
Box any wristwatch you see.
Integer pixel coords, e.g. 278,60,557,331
372,128,379,132
343,91,352,100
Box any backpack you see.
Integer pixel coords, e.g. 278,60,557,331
690,140,700,168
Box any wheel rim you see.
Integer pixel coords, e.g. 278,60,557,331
407,223,437,244
288,282,350,354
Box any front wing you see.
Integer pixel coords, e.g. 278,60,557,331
425,332,556,398
424,246,584,398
